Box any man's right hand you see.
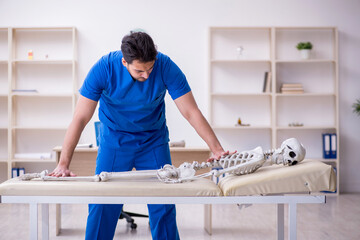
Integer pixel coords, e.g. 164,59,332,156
48,164,76,177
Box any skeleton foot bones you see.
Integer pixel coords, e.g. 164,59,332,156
20,138,306,184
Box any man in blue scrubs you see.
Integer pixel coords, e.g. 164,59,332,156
50,31,229,240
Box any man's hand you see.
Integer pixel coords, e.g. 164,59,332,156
48,164,76,177
207,150,237,162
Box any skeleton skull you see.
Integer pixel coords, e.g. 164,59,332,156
281,138,306,166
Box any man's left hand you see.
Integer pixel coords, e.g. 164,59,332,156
207,150,237,162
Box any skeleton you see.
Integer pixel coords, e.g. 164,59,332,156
20,138,306,183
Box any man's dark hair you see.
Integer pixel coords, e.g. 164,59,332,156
121,31,157,64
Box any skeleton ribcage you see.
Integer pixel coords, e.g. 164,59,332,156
215,147,266,175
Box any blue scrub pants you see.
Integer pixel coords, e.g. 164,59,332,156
85,144,180,240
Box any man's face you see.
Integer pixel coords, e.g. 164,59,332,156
122,58,155,82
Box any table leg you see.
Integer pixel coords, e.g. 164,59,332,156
204,204,212,235
41,204,49,240
56,204,61,235
288,203,297,240
277,203,284,240
29,203,38,240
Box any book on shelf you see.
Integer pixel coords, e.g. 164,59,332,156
280,83,303,94
281,90,304,94
262,71,272,93
282,83,303,88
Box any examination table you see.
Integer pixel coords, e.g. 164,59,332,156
0,160,336,240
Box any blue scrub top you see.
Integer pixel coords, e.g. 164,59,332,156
79,51,191,151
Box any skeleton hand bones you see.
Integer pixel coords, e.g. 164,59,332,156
20,138,306,183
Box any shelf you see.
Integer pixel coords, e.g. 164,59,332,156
11,92,73,98
11,158,55,163
212,93,271,97
209,26,339,194
0,159,8,163
13,59,74,64
211,59,271,63
211,26,272,30
1,26,77,183
275,26,336,30
275,93,335,97
277,126,336,130
213,126,272,130
275,59,335,63
13,27,75,31
13,126,68,130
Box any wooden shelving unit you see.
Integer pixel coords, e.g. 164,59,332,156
209,26,339,195
0,28,9,182
0,27,77,181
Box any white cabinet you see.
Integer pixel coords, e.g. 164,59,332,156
0,27,77,181
209,27,273,151
209,27,339,194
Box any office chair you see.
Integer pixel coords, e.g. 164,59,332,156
119,210,149,229
95,121,149,229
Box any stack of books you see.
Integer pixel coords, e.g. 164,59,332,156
280,83,304,94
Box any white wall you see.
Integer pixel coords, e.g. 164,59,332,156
1,0,359,192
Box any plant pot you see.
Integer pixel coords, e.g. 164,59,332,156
300,49,311,59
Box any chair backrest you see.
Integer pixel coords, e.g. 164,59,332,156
94,121,101,147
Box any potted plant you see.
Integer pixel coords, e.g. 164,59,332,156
296,42,313,59
353,99,360,116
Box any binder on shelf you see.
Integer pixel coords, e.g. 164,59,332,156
322,133,331,159
18,168,25,176
322,133,337,159
330,133,337,159
11,168,19,178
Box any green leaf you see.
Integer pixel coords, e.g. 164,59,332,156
353,99,360,116
296,41,313,50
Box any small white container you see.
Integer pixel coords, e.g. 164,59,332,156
300,49,311,59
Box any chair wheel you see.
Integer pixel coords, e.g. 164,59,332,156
130,223,137,229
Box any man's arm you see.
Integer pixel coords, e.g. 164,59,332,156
174,91,229,160
49,95,98,177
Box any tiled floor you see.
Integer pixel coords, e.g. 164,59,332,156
0,194,359,239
